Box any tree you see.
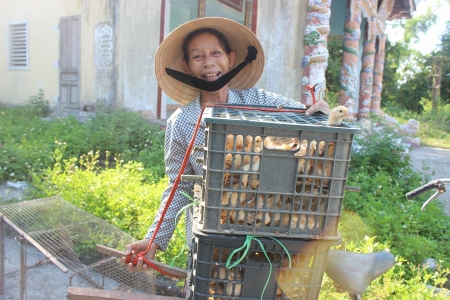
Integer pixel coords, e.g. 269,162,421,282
325,40,343,97
381,8,439,113
437,22,450,103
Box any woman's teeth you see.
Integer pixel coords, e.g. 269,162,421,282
204,72,220,78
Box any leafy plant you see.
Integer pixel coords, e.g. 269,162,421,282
22,89,49,118
0,103,166,182
30,144,187,267
343,120,450,282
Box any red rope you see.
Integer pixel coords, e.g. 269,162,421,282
126,103,307,277
306,85,317,105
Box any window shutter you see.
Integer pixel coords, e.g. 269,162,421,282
8,21,29,70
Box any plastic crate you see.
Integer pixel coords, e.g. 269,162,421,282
198,105,360,239
189,224,341,299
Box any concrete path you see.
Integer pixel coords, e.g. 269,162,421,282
408,146,450,214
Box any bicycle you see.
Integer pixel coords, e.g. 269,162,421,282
323,179,449,299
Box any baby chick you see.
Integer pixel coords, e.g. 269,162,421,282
254,136,263,153
327,105,349,126
226,134,234,151
235,135,244,151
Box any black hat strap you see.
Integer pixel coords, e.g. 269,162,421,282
165,46,258,92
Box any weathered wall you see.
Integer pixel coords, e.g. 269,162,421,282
256,0,307,101
79,0,115,109
0,0,161,116
0,0,82,105
114,0,161,117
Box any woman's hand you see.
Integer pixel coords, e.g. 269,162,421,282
305,100,331,116
120,239,160,273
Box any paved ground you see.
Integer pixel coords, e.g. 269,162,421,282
408,146,450,214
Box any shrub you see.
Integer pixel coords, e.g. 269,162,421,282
22,89,49,118
344,120,450,277
0,102,165,182
31,144,187,267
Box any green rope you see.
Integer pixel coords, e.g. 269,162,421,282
169,191,199,268
225,235,292,300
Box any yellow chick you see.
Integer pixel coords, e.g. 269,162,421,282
235,135,244,151
327,105,349,126
226,134,234,151
242,155,251,171
254,136,263,153
252,156,260,172
234,154,242,170
224,154,232,169
245,135,253,152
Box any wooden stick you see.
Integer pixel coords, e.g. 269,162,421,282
67,287,185,300
0,213,68,273
95,245,187,279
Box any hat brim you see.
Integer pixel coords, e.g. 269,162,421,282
155,17,265,105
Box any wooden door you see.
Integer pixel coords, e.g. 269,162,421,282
59,15,80,109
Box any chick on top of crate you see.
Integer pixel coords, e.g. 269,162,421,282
120,17,334,274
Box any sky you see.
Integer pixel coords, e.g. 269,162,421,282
385,0,450,54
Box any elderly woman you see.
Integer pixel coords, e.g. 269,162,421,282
121,17,330,272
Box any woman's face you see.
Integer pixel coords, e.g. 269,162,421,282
183,32,236,82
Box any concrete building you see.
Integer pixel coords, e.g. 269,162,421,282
0,0,414,121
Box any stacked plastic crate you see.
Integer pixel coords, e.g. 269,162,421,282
189,105,361,300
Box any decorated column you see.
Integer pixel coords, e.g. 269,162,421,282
301,0,332,106
370,34,386,115
357,17,376,120
338,0,362,120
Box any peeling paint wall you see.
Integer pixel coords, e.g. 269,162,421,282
114,0,161,118
256,0,307,101
79,0,115,109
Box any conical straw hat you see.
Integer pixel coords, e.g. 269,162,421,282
155,17,265,104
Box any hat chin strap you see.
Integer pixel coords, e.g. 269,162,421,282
165,46,258,92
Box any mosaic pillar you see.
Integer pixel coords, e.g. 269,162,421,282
301,0,332,106
357,17,376,120
370,34,386,115
338,0,362,120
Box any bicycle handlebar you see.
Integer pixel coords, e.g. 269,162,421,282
405,180,444,200
406,178,450,211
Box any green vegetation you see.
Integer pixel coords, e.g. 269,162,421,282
0,91,165,183
2,5,449,297
1,93,450,298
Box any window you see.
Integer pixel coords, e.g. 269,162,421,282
8,21,29,70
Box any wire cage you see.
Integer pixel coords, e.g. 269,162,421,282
0,195,157,300
197,105,360,240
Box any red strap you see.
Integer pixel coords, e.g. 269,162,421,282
306,85,317,105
